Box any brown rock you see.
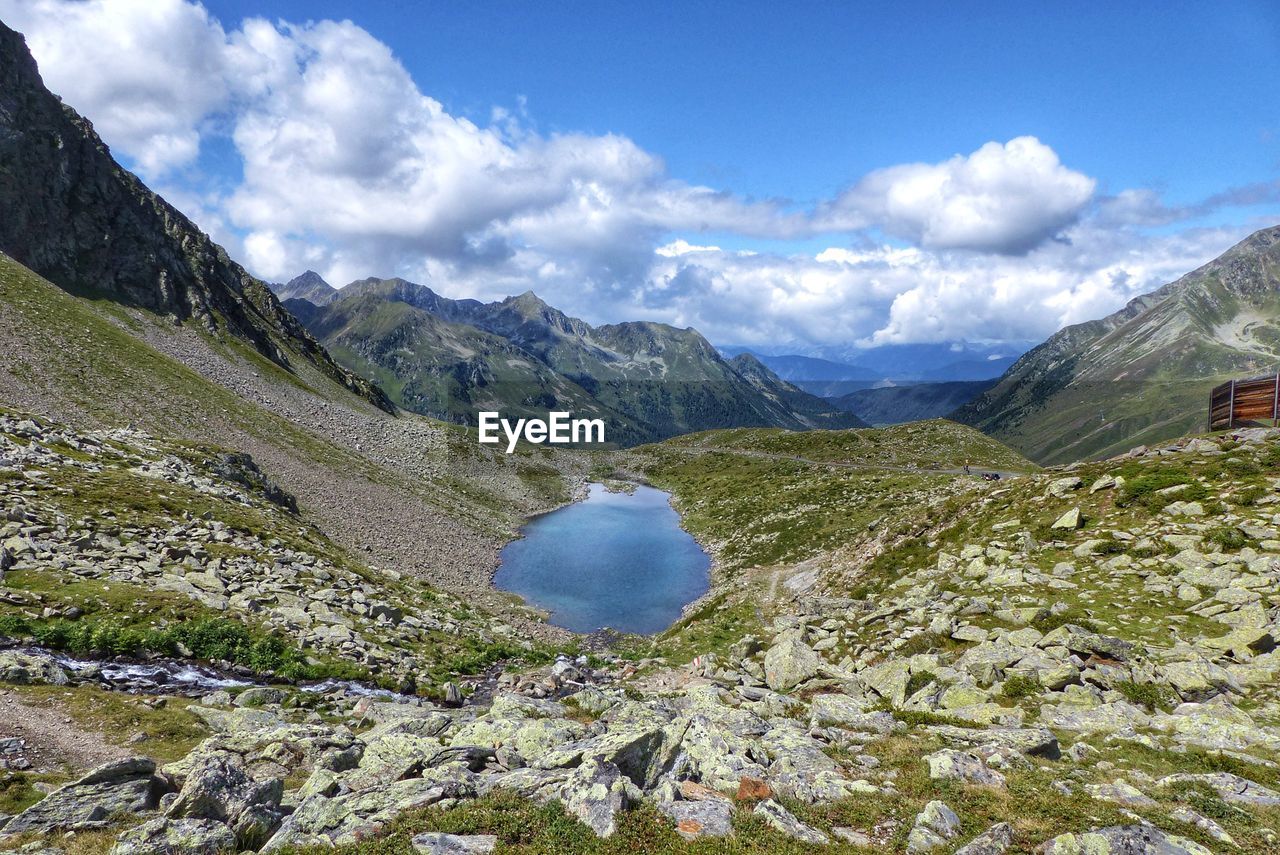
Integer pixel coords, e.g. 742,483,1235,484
736,776,771,801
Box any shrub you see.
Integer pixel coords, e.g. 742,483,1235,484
1232,485,1267,506
905,670,937,698
1117,679,1171,711
1117,466,1206,511
1207,526,1249,551
1033,609,1098,633
1001,674,1041,699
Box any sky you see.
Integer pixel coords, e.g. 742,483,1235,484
2,0,1278,353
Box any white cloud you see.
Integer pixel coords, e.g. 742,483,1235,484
0,0,231,176
2,1,1270,353
817,137,1096,254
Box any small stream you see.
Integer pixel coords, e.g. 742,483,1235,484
14,646,403,699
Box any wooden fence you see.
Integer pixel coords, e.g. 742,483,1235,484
1209,373,1280,431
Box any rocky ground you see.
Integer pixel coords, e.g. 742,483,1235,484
0,410,1278,852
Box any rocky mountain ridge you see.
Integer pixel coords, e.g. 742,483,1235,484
282,275,866,445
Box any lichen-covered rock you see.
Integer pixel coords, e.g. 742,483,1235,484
110,818,238,855
1036,824,1212,854
752,799,828,844
955,822,1013,855
410,832,498,854
763,632,822,691
907,800,961,853
4,757,162,835
1156,772,1280,806
165,751,283,849
0,650,70,685
560,757,639,837
261,779,473,850
925,750,1006,787
659,799,733,840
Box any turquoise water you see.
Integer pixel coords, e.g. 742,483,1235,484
493,483,711,634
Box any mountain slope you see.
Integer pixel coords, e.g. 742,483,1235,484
833,379,997,425
0,21,387,412
954,225,1280,463
0,22,585,624
295,277,865,444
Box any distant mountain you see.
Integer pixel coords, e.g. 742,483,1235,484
832,379,997,426
955,225,1280,463
721,343,1027,388
0,22,388,412
290,277,866,444
273,271,339,306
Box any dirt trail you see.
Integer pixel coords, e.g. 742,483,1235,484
0,689,129,774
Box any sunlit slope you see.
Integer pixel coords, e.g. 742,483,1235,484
956,225,1280,464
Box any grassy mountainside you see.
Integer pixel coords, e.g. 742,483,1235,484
955,225,1280,464
294,277,865,444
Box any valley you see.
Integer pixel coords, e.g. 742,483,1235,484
0,9,1278,855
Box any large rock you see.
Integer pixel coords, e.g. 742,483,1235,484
659,799,733,840
907,800,961,853
925,750,1006,787
560,757,638,838
752,799,828,844
763,632,822,691
0,650,70,685
262,779,473,850
955,822,1013,855
1156,772,1280,806
861,660,912,707
4,757,162,835
110,818,238,855
1036,824,1212,854
166,751,283,849
410,832,498,854
1039,625,1134,663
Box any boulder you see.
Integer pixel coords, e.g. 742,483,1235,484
4,757,163,835
752,799,828,844
659,799,733,840
763,632,822,691
166,752,283,849
907,800,961,853
1156,772,1280,806
110,818,238,855
1036,824,1212,854
0,650,70,685
925,750,1007,787
560,757,638,837
410,832,498,854
955,822,1013,855
1051,508,1082,530
1047,477,1083,498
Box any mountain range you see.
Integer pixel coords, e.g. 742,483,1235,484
274,273,865,445
955,224,1280,463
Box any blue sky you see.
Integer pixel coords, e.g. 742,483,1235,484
3,0,1278,350
200,0,1280,207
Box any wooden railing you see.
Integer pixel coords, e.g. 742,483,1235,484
1209,373,1280,431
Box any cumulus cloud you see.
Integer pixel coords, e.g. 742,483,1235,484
816,137,1096,254
0,0,231,176
2,0,1271,352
